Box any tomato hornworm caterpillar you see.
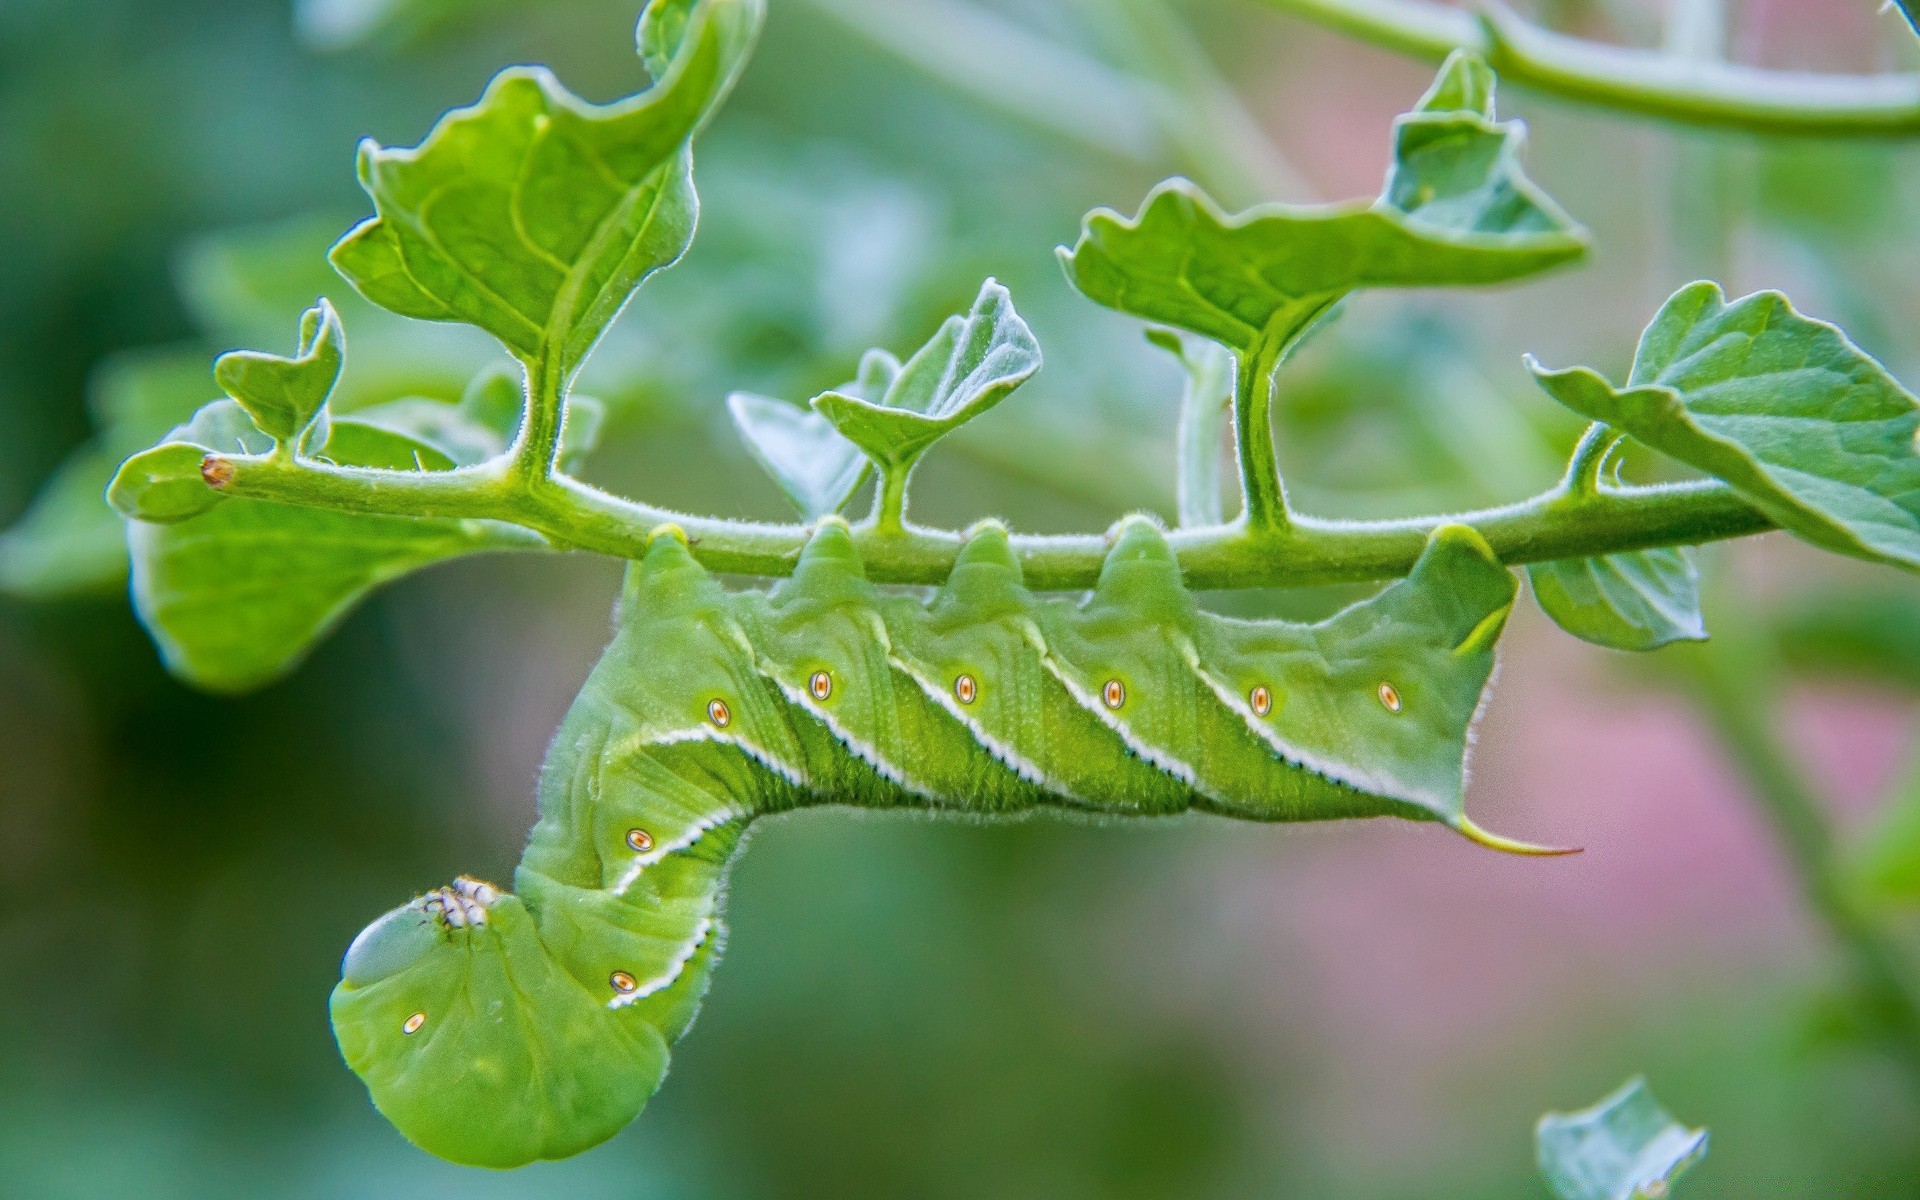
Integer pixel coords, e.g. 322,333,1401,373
330,514,1554,1167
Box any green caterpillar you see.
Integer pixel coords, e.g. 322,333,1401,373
330,514,1558,1167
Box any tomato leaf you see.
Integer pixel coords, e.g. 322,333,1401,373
1529,547,1707,652
1058,50,1586,354
1529,282,1920,572
123,396,547,692
329,0,762,374
811,279,1040,479
213,299,344,445
1537,1078,1708,1200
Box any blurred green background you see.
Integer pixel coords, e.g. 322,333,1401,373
4,0,1920,1195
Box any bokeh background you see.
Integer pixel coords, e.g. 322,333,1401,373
4,0,1920,1195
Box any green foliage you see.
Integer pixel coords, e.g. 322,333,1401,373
47,2,1920,1174
331,0,762,374
811,280,1041,522
1537,1078,1708,1200
213,299,344,447
124,394,541,692
1530,282,1920,573
1528,548,1706,652
727,350,894,520
1059,50,1586,356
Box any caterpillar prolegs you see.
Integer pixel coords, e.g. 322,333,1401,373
330,515,1554,1167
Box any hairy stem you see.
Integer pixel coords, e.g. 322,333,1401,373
873,463,912,534
1250,0,1920,138
1676,633,1920,1089
200,449,1775,589
1234,326,1295,531
1561,423,1623,499
509,354,566,482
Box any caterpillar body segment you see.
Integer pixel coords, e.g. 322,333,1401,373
331,517,1531,1166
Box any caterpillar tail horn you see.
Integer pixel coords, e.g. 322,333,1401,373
1452,814,1582,857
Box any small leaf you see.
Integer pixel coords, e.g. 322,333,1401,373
1528,548,1707,652
329,0,762,374
105,444,227,525
1415,47,1494,116
1537,1078,1708,1200
126,400,545,692
334,399,492,469
1147,328,1234,527
131,503,532,693
728,349,896,519
213,299,344,445
812,279,1040,475
107,400,278,525
1528,282,1920,572
1059,51,1585,353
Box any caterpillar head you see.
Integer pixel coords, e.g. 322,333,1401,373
330,881,670,1168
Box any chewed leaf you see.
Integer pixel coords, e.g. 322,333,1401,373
1529,548,1707,652
1529,282,1920,571
1537,1078,1708,1200
1059,51,1585,352
330,0,763,373
812,279,1040,473
126,398,544,692
1147,328,1235,527
214,299,344,445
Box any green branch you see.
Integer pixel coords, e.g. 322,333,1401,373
1251,0,1920,137
199,448,1773,589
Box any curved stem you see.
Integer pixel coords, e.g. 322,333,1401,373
1234,326,1294,532
200,448,1774,589
1562,422,1623,499
1249,0,1920,138
508,354,565,483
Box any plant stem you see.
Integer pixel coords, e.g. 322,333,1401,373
1561,422,1623,498
1676,633,1920,1088
200,449,1774,589
509,353,565,482
1234,325,1296,532
873,463,912,534
1248,0,1920,138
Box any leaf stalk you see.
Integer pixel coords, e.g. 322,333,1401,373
1234,324,1296,532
